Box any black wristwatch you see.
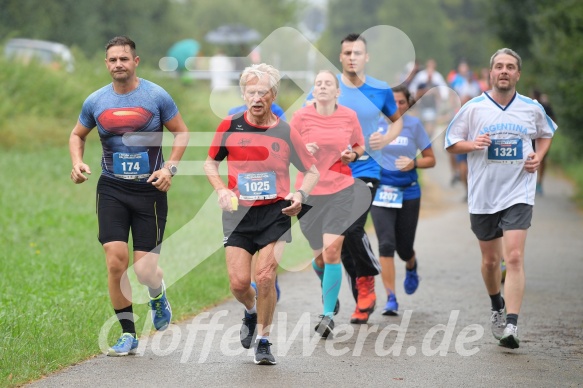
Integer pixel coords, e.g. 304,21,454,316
297,189,309,203
165,164,178,176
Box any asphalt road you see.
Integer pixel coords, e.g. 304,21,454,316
29,142,583,387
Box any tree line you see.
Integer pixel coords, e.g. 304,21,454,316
1,0,581,153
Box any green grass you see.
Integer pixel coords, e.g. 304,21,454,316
0,59,312,387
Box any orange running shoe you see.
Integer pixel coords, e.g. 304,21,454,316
356,276,376,313
350,306,370,324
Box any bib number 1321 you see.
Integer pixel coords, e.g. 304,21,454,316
487,139,523,164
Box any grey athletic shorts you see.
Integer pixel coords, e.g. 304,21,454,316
470,203,533,241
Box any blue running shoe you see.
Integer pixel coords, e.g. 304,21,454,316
404,261,420,295
108,333,138,357
254,339,276,365
382,294,399,316
149,280,172,331
240,311,257,349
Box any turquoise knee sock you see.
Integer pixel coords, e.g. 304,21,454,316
322,263,342,317
312,258,324,283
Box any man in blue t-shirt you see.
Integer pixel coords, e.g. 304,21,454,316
307,33,403,324
69,36,190,356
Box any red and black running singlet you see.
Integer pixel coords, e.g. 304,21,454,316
209,112,316,207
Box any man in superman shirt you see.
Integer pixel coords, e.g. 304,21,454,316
69,36,190,356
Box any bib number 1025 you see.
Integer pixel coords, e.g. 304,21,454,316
243,181,270,192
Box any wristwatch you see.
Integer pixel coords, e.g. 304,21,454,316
165,164,178,176
297,189,309,203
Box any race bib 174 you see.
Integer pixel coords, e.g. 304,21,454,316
113,152,150,179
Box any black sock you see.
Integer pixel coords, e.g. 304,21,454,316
506,313,518,326
489,292,504,311
114,305,136,335
406,258,417,271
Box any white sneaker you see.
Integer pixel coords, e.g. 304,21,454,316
490,308,506,340
499,323,520,349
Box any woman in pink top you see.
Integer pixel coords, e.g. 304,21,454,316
291,70,365,338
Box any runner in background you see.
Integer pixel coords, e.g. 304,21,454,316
530,88,556,196
371,85,435,315
408,58,448,138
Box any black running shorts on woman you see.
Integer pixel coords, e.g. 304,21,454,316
96,175,168,253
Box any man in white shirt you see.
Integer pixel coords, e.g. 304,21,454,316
408,58,448,137
445,48,556,349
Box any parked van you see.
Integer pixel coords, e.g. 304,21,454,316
4,38,75,72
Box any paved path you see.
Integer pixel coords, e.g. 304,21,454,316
30,143,583,387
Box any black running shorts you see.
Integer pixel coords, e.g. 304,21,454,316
96,175,168,253
222,200,292,254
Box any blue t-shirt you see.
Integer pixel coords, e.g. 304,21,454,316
79,78,179,183
307,74,397,179
377,114,431,200
228,103,287,121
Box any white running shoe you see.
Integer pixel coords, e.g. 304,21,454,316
499,323,520,349
490,308,506,340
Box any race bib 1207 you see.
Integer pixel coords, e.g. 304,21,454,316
372,185,404,208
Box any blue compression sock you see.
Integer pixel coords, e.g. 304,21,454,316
322,263,342,317
312,258,324,283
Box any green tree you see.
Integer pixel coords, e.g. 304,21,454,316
0,0,181,64
166,0,297,57
440,0,500,70
486,0,537,60
488,0,583,157
316,0,495,84
530,0,583,153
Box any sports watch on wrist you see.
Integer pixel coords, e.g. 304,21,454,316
165,164,178,176
297,189,309,203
